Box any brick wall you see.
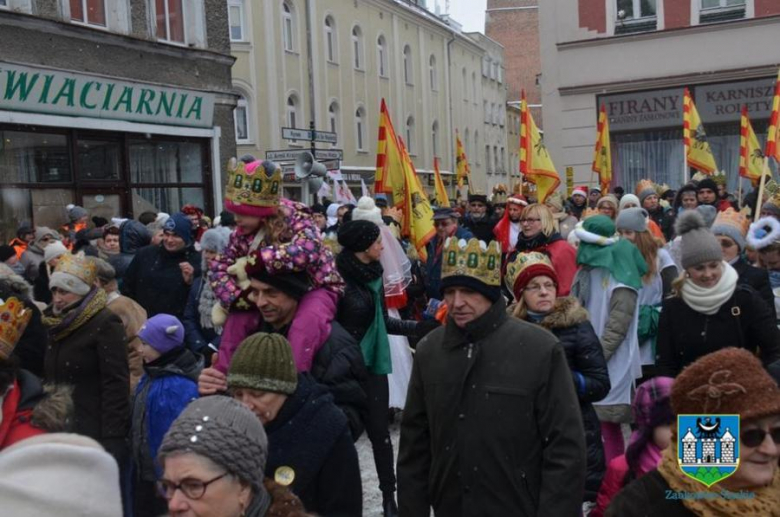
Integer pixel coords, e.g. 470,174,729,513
664,0,690,29
756,0,780,17
578,0,607,33
485,0,541,105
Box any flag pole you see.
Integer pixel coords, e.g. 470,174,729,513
683,142,688,186
755,156,771,222
737,177,743,210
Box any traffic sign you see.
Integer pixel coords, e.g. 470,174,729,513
281,127,338,143
266,149,308,162
314,149,343,161
312,130,337,144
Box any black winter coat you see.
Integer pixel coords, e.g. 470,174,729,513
656,285,780,377
33,261,52,305
732,257,774,311
528,297,611,502
0,273,48,378
461,213,498,243
605,470,696,517
43,303,130,459
265,374,363,517
122,243,201,320
110,220,152,283
182,277,220,357
398,299,587,517
648,206,674,241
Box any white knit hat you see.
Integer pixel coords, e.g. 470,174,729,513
0,433,122,517
43,241,69,264
351,196,384,226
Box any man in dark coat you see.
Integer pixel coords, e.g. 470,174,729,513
424,208,473,300
460,193,497,243
398,238,586,516
123,213,200,320
109,219,151,285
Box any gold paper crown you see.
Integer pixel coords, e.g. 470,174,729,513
504,251,554,295
655,183,671,195
441,238,502,287
635,179,656,196
582,207,600,220
0,297,32,360
492,183,508,194
54,253,97,286
713,207,749,237
493,192,508,205
691,171,708,183
712,170,727,186
224,158,282,208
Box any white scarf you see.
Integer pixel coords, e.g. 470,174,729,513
509,222,521,249
680,262,738,315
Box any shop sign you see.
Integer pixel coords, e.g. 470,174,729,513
0,62,215,128
602,88,684,132
695,78,775,123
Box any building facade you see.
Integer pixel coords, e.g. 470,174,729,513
539,0,780,191
229,0,510,202
0,0,236,243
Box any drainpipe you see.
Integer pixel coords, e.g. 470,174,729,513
304,0,316,202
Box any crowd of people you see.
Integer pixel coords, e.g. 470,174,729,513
1,158,780,517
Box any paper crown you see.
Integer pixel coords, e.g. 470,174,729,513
54,253,97,286
441,238,502,287
504,252,556,297
655,183,672,195
635,179,656,196
712,170,727,186
0,297,32,360
492,192,508,205
713,207,749,237
224,158,282,211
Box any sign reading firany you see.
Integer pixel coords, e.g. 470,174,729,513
0,62,215,128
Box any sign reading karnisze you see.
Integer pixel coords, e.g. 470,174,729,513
0,62,215,128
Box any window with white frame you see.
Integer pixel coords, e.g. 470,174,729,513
228,0,245,42
403,45,413,85
483,101,489,123
616,0,657,20
286,95,299,129
491,102,496,125
328,102,339,145
324,16,336,63
234,95,250,143
498,65,503,84
429,55,438,91
0,0,7,7
405,116,415,154
432,121,439,158
474,130,479,164
355,107,366,151
462,68,468,101
482,57,489,77
282,1,295,52
464,128,470,157
70,0,106,26
701,0,745,8
352,26,364,70
500,147,505,171
377,36,388,77
490,61,497,80
494,145,499,172
155,0,185,43
472,72,477,102
499,109,505,127
485,145,491,172
700,0,746,22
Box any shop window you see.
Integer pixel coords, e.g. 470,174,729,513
325,16,336,63
228,0,245,42
615,0,657,34
0,1,7,7
156,0,185,43
129,140,204,184
0,189,75,244
377,36,388,78
0,129,71,183
77,138,121,180
70,0,106,26
132,187,204,218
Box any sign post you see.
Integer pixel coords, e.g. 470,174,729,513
566,167,574,198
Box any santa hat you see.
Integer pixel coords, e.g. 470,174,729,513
572,186,588,198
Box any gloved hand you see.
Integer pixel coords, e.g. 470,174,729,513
415,319,441,340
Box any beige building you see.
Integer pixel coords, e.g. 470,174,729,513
539,0,780,193
228,0,509,202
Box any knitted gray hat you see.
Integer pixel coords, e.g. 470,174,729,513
638,187,657,206
159,396,268,491
200,227,231,254
615,207,648,233
675,210,722,269
696,205,717,228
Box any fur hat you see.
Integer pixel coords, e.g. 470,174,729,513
671,348,780,422
200,227,231,254
747,216,780,251
228,333,298,395
696,177,718,193
351,197,384,226
675,210,722,269
616,207,649,233
468,192,488,204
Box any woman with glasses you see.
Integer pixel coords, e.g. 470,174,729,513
158,396,313,517
506,251,610,509
656,211,780,378
606,347,780,516
509,203,578,296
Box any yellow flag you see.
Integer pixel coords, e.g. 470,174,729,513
399,139,435,261
591,104,612,193
520,90,559,203
375,99,406,205
766,69,780,163
433,157,450,207
740,105,765,184
455,131,471,188
684,88,718,174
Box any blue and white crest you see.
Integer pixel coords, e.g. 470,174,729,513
677,414,740,487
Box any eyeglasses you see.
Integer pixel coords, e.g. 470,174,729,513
519,218,541,224
157,472,229,500
525,282,556,293
741,426,780,448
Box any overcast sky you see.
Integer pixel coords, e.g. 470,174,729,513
437,0,487,33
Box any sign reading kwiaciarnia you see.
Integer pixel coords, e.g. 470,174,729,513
0,62,215,128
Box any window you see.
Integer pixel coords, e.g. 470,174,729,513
286,94,299,129
355,107,366,151
472,72,477,102
498,65,503,84
377,36,388,77
491,102,496,125
432,121,439,158
282,1,295,52
70,0,106,26
702,0,745,7
482,57,490,77
156,0,184,43
485,145,491,172
328,102,339,145
0,1,7,7
616,0,656,20
494,145,499,173
228,0,244,41
483,101,489,123
352,26,364,69
499,109,505,127
490,61,497,81
464,129,470,161
500,147,505,172
324,16,336,63
429,55,438,91
405,116,415,154
462,68,468,101
474,130,479,163
700,0,746,22
403,45,413,85
235,96,249,143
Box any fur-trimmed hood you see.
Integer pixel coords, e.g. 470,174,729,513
15,370,74,434
0,265,34,301
510,296,590,330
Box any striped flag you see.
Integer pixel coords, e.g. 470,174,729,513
766,69,780,163
739,105,765,185
591,104,612,193
375,99,405,204
398,138,435,260
684,88,718,174
520,90,559,203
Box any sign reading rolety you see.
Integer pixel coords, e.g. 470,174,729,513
0,62,215,128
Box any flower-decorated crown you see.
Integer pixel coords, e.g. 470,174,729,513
224,158,282,215
635,179,656,196
504,251,556,297
54,253,97,286
441,238,502,287
0,297,32,360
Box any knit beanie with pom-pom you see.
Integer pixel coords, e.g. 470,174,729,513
675,210,722,270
